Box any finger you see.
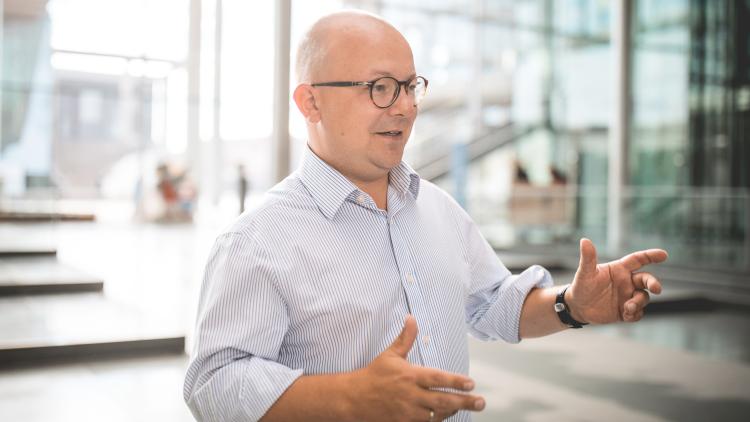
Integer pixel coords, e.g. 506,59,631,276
388,314,418,358
416,406,452,422
631,272,662,294
577,238,598,276
415,367,475,391
618,249,668,272
624,290,650,315
417,390,486,415
624,309,644,323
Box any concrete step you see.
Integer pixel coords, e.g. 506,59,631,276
0,248,57,258
0,211,95,222
0,256,104,296
0,337,185,368
0,293,185,367
0,223,58,257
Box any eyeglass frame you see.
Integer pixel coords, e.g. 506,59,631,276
310,76,429,109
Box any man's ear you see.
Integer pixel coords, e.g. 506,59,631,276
293,84,321,123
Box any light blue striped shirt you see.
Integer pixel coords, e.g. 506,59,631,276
184,146,553,421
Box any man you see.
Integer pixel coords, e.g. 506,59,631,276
184,11,667,422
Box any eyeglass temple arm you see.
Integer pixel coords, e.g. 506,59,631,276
310,81,371,87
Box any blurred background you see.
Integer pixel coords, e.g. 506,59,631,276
0,0,748,421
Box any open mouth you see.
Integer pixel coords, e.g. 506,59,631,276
375,130,403,137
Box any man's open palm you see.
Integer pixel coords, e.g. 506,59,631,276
568,238,668,324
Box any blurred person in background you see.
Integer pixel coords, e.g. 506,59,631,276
238,164,249,215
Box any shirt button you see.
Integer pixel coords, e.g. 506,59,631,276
356,195,365,204
406,274,415,284
423,335,430,346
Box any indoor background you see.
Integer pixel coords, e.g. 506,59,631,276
1,0,748,421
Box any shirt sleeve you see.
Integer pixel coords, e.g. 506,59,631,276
453,205,554,344
184,232,303,422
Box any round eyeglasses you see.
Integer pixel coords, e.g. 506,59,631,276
311,76,429,109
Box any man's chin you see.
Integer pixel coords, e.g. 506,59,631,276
372,153,405,173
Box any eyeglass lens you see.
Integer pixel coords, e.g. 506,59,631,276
371,77,427,108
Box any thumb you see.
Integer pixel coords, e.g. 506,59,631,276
578,238,598,276
388,314,418,358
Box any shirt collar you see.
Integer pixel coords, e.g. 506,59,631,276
298,145,421,220
389,157,421,200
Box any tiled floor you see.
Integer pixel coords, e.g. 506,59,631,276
0,355,194,422
593,309,750,365
469,326,750,421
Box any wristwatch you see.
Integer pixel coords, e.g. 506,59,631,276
554,285,588,329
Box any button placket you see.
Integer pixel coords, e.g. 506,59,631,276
389,220,435,366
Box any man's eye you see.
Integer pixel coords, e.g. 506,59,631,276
373,84,388,93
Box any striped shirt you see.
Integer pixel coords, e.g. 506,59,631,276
184,146,553,421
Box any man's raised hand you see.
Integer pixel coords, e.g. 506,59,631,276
567,238,668,325
350,315,485,422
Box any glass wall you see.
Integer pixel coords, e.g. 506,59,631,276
367,0,613,250
1,0,191,218
1,0,747,274
629,0,750,271
360,0,750,274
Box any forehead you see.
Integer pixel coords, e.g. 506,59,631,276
319,23,415,80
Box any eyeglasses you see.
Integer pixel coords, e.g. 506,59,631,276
311,76,429,109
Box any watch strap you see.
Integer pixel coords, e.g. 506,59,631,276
555,285,588,329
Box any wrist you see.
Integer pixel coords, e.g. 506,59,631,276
563,285,587,324
338,370,360,420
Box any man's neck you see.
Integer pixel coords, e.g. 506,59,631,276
306,143,391,210
354,177,389,210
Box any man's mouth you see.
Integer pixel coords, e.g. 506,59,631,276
375,130,403,137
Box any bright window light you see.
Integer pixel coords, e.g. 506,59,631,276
50,52,127,75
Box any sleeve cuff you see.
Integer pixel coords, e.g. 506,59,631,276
190,356,304,421
475,265,554,344
240,357,305,419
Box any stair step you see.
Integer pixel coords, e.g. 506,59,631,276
0,248,57,258
0,293,185,367
0,256,103,296
0,223,58,257
0,337,185,368
0,211,95,222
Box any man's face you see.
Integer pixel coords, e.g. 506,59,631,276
310,27,418,182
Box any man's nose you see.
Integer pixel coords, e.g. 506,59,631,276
388,86,415,116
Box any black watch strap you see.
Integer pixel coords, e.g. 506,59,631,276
554,285,588,329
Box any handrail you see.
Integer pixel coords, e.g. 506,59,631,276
411,123,537,181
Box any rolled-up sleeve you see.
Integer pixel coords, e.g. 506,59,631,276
184,232,303,421
458,210,554,344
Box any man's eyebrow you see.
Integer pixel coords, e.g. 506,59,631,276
370,70,417,80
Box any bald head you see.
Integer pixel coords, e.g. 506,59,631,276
291,10,418,187
295,10,411,83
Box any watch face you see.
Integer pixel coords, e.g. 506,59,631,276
554,303,566,312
